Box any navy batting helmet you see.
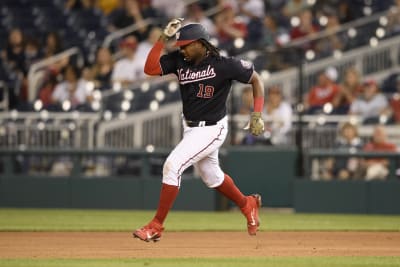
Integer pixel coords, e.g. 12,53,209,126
174,23,210,47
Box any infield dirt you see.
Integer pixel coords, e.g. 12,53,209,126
0,232,400,258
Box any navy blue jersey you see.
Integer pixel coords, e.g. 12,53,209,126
160,51,254,122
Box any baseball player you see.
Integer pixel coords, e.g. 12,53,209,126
133,19,265,242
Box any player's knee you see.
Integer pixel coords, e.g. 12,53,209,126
198,166,224,188
162,160,179,184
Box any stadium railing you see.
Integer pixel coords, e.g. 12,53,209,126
27,47,84,102
96,102,182,148
231,113,400,148
102,18,161,49
0,111,99,149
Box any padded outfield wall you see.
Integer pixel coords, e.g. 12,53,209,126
0,148,399,214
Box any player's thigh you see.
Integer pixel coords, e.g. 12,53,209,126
163,124,227,184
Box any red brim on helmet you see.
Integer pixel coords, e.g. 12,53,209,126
173,23,209,47
174,39,196,47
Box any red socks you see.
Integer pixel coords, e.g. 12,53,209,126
153,183,179,225
152,175,245,225
216,174,247,208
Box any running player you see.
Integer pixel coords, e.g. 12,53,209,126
133,19,265,242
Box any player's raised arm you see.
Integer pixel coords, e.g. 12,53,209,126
144,18,183,76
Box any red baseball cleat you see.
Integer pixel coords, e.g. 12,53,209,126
133,220,164,242
240,194,262,235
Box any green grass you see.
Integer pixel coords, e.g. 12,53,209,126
1,209,399,267
0,257,399,267
0,208,399,231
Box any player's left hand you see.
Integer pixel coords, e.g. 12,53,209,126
249,112,264,136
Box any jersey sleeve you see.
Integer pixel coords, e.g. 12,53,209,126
159,51,180,76
225,57,254,83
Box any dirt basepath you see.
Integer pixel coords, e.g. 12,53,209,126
0,232,399,258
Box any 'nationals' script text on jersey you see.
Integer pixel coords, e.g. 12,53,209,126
177,65,216,84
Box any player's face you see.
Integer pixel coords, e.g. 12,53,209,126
179,41,205,63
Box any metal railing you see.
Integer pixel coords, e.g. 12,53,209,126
231,114,400,148
0,111,100,149
27,47,84,102
102,18,160,48
96,102,182,148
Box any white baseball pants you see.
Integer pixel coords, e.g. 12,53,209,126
162,116,228,188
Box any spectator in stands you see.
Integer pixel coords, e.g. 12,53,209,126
96,0,120,15
262,14,289,47
333,122,364,180
315,10,346,58
1,28,26,108
282,0,309,17
261,14,292,71
137,0,160,20
362,125,397,180
185,3,216,37
214,4,247,53
42,32,63,58
24,37,42,72
389,75,400,123
107,0,148,41
237,0,265,46
305,66,340,114
1,28,26,74
111,36,143,88
38,70,58,108
332,67,363,114
238,86,253,115
386,0,400,36
51,64,93,109
90,47,114,90
41,32,69,75
152,0,185,19
65,0,84,10
135,27,162,75
263,85,292,145
349,80,390,124
289,9,319,50
313,0,354,24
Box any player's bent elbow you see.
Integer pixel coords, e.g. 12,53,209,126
144,65,162,76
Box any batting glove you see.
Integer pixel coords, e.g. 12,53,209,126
163,18,184,38
249,112,265,136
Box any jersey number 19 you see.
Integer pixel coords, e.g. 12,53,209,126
196,84,215,99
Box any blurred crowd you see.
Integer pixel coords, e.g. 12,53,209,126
237,66,400,139
1,0,400,179
235,65,400,180
1,0,400,111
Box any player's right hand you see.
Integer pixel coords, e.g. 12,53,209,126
163,18,184,38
